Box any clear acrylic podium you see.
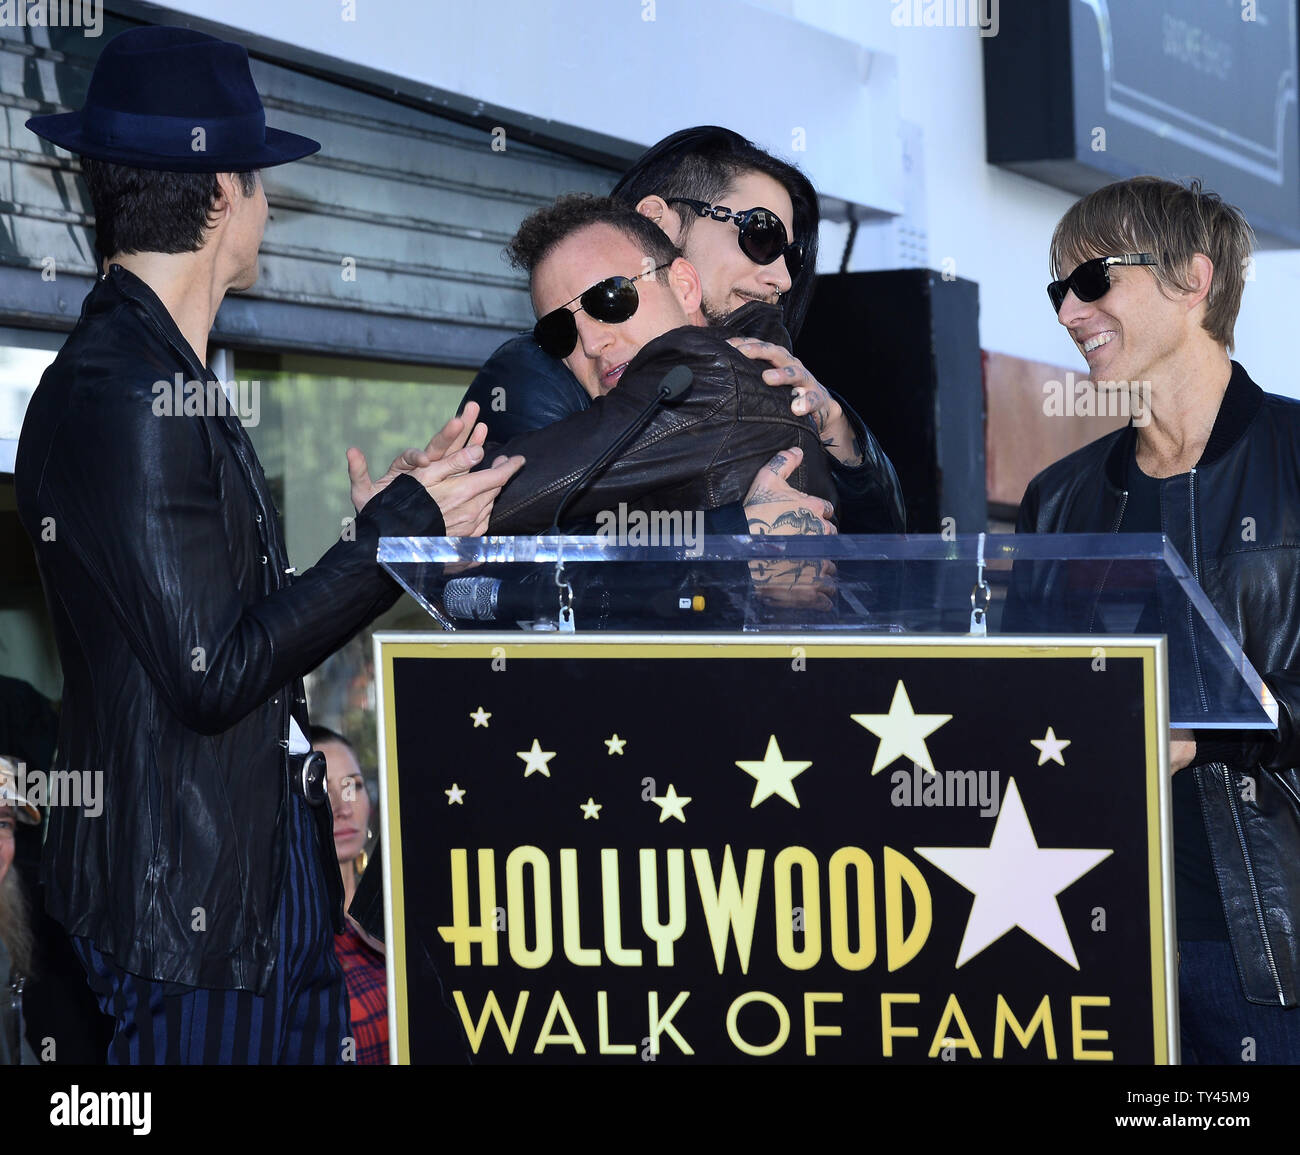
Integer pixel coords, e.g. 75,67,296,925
378,533,1275,730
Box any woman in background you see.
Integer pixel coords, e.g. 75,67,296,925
310,727,388,1065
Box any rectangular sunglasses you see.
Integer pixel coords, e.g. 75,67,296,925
1048,252,1158,313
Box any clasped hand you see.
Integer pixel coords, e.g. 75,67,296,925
346,401,524,536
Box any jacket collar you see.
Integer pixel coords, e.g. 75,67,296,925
715,300,793,351
1103,360,1264,488
99,263,211,382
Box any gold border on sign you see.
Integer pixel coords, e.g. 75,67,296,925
374,633,1172,1066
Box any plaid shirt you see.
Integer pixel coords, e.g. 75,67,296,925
335,921,388,1065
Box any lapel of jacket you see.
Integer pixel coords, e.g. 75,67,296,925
105,266,293,592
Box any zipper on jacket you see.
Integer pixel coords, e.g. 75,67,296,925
1220,764,1287,1005
1086,490,1128,633
1110,490,1129,533
1185,470,1210,713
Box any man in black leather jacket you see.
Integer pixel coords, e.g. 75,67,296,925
13,27,520,1064
1017,176,1300,1062
460,127,905,536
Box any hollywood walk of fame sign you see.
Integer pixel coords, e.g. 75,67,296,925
376,634,1174,1064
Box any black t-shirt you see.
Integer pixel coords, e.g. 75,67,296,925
1122,450,1228,941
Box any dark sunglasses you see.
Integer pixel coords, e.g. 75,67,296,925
668,198,803,278
1047,253,1158,313
533,263,671,359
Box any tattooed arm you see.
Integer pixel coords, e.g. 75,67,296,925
742,447,837,536
742,447,838,610
728,337,907,532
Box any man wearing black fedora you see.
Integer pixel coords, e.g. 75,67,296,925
14,25,522,1064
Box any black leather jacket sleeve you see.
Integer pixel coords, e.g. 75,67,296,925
1193,686,1299,775
38,380,443,735
457,334,592,443
829,394,907,533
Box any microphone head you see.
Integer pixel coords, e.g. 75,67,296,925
658,365,693,401
442,576,498,621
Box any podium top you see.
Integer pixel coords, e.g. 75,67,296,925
377,533,1276,730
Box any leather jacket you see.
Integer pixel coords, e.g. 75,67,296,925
15,265,446,993
465,309,906,533
484,302,841,533
1016,362,1300,1006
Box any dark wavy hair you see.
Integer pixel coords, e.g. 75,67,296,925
80,158,259,262
507,194,682,278
610,126,819,338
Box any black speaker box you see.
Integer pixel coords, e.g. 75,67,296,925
796,269,985,534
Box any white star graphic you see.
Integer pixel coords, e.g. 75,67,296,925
580,797,602,820
651,783,691,824
851,680,952,775
735,735,812,808
604,734,626,755
1030,727,1071,766
516,739,556,778
445,783,466,805
915,778,1112,969
469,706,491,728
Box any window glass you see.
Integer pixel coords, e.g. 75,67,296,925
1,334,66,702
240,351,472,770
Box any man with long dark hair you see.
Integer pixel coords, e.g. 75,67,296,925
462,127,904,535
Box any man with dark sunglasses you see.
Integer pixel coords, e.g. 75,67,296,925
479,194,838,543
460,126,904,537
1016,175,1300,1063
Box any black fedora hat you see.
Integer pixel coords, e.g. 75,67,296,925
26,25,319,171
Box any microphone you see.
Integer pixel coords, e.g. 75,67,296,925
442,571,711,625
547,365,693,533
442,576,500,621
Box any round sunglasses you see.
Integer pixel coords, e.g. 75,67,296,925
1047,252,1158,314
532,263,670,359
668,198,803,277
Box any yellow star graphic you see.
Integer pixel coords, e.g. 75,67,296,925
851,680,952,775
735,735,812,808
651,783,691,823
469,706,491,728
445,783,466,805
580,797,602,820
604,734,627,755
516,739,556,778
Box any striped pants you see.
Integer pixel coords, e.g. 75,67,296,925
73,790,351,1064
